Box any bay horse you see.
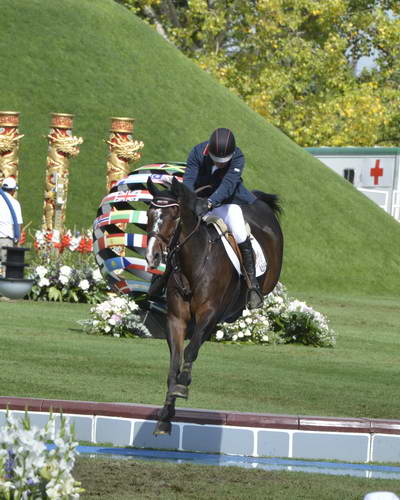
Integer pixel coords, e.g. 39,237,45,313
146,176,283,435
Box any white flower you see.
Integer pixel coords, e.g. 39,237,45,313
215,330,224,340
92,268,103,282
59,275,69,285
38,277,50,287
59,265,72,277
239,321,246,329
262,334,269,342
242,309,250,317
111,314,122,324
238,331,244,338
113,333,120,338
128,301,138,311
35,265,48,278
34,230,46,245
232,334,238,341
244,329,251,336
245,317,252,324
78,279,90,291
52,230,61,243
288,300,312,314
109,314,122,326
69,236,81,251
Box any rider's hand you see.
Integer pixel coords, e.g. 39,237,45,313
194,198,212,217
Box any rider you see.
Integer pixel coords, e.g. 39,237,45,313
183,127,263,310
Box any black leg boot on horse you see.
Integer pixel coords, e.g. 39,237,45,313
238,237,263,309
147,267,171,298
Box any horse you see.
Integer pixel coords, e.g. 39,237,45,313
146,176,283,435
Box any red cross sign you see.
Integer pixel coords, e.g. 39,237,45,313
370,159,383,185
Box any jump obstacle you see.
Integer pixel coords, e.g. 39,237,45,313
0,396,399,466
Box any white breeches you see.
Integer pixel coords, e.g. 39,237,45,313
208,204,248,244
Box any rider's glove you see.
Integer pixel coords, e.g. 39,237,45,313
194,198,212,217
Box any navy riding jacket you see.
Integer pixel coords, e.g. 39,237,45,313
183,141,256,207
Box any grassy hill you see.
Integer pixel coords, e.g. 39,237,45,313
1,0,400,295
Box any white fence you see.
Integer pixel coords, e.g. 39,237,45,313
392,190,400,221
357,188,400,222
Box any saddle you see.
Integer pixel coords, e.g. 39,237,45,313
203,215,266,277
203,215,246,262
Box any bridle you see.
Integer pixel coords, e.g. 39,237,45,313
147,195,201,261
147,188,209,299
148,196,180,260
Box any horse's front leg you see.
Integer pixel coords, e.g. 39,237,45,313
172,304,219,400
154,300,190,435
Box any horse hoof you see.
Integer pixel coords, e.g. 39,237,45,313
170,384,189,399
153,421,172,436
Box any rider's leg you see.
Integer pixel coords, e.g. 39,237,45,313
210,204,263,309
237,237,263,309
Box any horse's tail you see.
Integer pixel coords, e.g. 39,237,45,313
252,190,283,217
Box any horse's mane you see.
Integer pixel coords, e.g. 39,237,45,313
252,190,283,217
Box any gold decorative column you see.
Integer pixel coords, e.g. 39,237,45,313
106,117,144,192
42,113,83,234
0,111,24,191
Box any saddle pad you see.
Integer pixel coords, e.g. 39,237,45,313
209,221,267,277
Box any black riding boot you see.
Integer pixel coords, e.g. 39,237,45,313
238,237,263,310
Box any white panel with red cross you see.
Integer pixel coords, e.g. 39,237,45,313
360,157,395,188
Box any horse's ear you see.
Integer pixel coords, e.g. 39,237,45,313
172,177,197,212
171,176,182,198
147,176,160,197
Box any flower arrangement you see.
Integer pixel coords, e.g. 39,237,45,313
33,229,93,254
79,295,151,338
28,261,107,304
213,283,336,347
27,233,108,303
0,411,83,499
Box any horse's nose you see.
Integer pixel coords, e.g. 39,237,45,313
146,237,161,268
146,251,160,269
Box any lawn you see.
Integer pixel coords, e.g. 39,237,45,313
1,291,399,419
74,457,400,499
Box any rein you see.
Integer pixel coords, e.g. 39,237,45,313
149,197,202,299
167,216,201,300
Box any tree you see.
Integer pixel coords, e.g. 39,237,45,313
121,0,400,147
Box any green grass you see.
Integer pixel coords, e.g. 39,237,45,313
74,457,400,499
1,295,399,419
1,0,400,294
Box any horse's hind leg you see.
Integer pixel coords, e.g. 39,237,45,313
154,309,188,435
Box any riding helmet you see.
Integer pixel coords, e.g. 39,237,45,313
208,128,236,163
